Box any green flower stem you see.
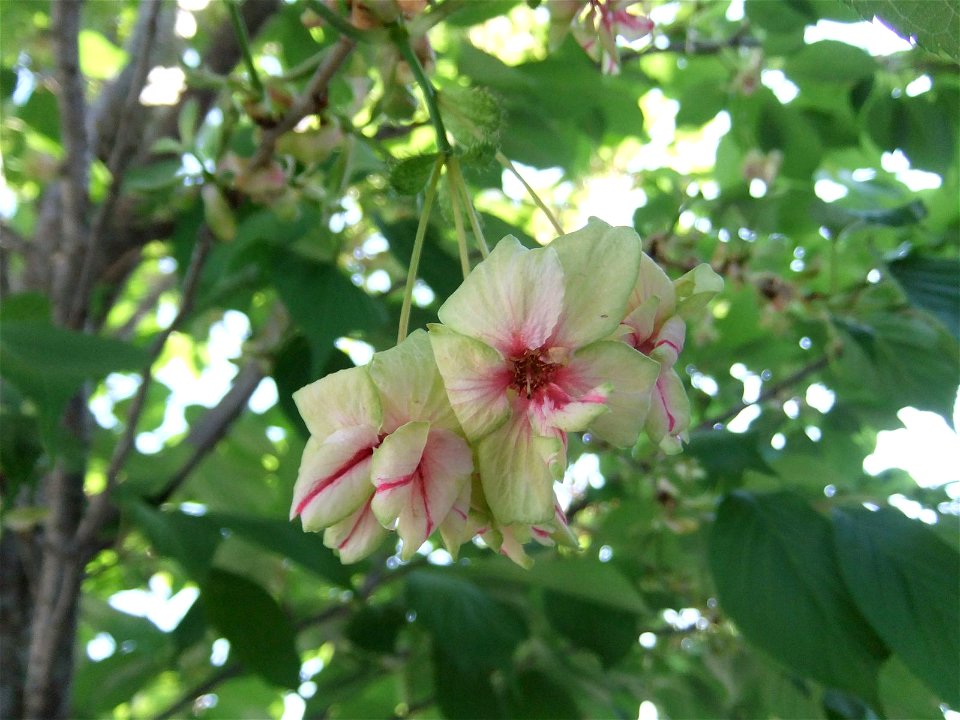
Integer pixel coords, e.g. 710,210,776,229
447,156,488,258
390,24,452,156
227,1,265,99
398,156,445,344
495,150,564,236
448,165,471,279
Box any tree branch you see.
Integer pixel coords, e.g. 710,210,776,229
75,229,214,550
69,0,165,329
149,359,266,507
250,36,356,168
696,355,831,431
51,0,90,327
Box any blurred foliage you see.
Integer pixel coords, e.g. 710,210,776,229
1,0,958,718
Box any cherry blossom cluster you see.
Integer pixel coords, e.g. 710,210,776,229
291,219,722,566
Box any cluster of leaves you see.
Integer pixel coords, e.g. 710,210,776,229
0,0,957,718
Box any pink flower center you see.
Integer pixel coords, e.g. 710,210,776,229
509,348,561,400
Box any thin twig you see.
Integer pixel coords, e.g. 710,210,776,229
149,360,265,506
696,355,831,431
390,24,451,155
152,665,242,720
250,36,356,168
75,230,214,549
70,0,164,328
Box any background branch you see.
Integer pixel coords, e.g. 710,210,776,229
51,0,90,327
69,0,165,329
696,355,831,431
250,36,356,168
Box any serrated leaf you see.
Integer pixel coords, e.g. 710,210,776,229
438,85,504,148
201,569,301,688
388,153,439,195
840,0,960,61
710,491,889,702
833,508,960,706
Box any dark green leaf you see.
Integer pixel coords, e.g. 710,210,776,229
887,253,960,337
462,556,646,614
270,249,386,374
686,429,775,486
710,491,889,701
346,603,406,654
543,593,637,667
506,669,582,719
832,508,960,705
206,511,354,588
406,570,527,670
126,503,222,582
434,646,506,719
202,569,300,688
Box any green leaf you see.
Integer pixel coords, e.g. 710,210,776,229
833,311,959,423
543,593,637,667
709,491,889,701
687,429,775,487
462,556,647,614
878,656,945,720
438,85,504,147
505,669,582,719
841,0,960,61
201,569,301,688
832,508,960,706
784,41,878,84
345,603,406,654
126,503,222,582
887,253,960,338
434,646,506,719
270,250,386,374
122,159,183,192
0,319,148,443
388,153,439,195
406,570,527,670
206,511,354,588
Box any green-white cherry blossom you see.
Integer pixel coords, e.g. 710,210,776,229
429,219,660,525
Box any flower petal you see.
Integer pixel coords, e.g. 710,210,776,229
323,496,388,564
646,368,691,454
549,219,642,348
627,252,676,325
527,381,610,436
477,415,562,525
565,340,660,448
650,316,685,367
371,422,472,560
291,425,380,530
294,366,381,440
369,329,458,433
437,235,564,357
429,324,512,441
439,477,473,559
622,295,659,346
674,262,724,319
